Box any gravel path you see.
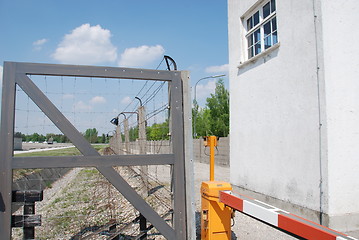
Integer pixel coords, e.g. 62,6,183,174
35,168,82,211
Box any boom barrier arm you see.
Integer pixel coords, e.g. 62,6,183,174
219,191,358,240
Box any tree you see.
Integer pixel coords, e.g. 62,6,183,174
195,108,211,137
100,133,106,143
31,133,40,142
84,128,98,143
129,126,139,142
147,120,170,140
192,78,229,138
206,79,229,137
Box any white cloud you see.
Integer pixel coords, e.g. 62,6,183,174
121,96,132,105
0,66,3,85
52,23,118,65
90,96,106,104
119,45,165,67
205,64,229,73
62,93,74,99
33,38,48,50
195,80,216,100
73,101,92,111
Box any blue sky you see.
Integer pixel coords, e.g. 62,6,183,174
0,0,229,135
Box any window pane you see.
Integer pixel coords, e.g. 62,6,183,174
247,34,253,46
254,29,261,43
253,11,259,26
264,21,271,37
264,35,272,49
263,2,270,18
247,17,253,30
271,0,276,12
255,43,261,55
273,31,278,44
248,46,254,58
272,17,277,31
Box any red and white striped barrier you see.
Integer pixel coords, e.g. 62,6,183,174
219,191,358,240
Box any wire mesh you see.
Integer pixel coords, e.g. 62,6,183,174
12,71,174,239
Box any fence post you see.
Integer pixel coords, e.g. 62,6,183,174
115,125,122,155
123,118,130,154
138,105,148,239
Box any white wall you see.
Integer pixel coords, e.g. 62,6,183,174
228,0,325,214
321,0,359,229
229,0,359,231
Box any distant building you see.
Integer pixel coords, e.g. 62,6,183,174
228,0,359,232
14,137,22,150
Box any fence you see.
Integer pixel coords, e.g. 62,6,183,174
110,137,230,166
0,61,194,239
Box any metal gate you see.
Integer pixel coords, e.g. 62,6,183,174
0,62,194,239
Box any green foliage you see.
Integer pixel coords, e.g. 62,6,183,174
193,78,229,138
84,128,98,143
129,126,139,141
14,132,22,138
19,132,71,143
194,108,211,137
147,120,170,140
206,79,229,137
100,133,106,143
19,130,107,144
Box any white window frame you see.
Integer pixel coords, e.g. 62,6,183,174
243,0,278,61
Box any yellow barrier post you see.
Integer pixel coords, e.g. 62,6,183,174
201,136,232,240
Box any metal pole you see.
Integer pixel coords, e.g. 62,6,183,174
209,136,216,181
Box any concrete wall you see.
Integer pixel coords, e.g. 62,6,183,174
321,0,359,230
229,0,323,217
228,0,359,231
193,137,229,166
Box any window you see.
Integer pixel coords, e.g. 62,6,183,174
245,0,278,59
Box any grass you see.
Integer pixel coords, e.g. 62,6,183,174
41,167,117,238
14,144,108,157
13,145,108,180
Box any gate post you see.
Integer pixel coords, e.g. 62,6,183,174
0,62,17,240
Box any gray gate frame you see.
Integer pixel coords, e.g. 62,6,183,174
0,62,194,239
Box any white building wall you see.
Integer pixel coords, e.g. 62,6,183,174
228,0,326,219
321,0,359,230
229,0,359,231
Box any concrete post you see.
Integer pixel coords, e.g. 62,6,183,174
138,105,148,238
116,125,122,155
138,106,147,154
123,118,130,154
138,106,148,190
